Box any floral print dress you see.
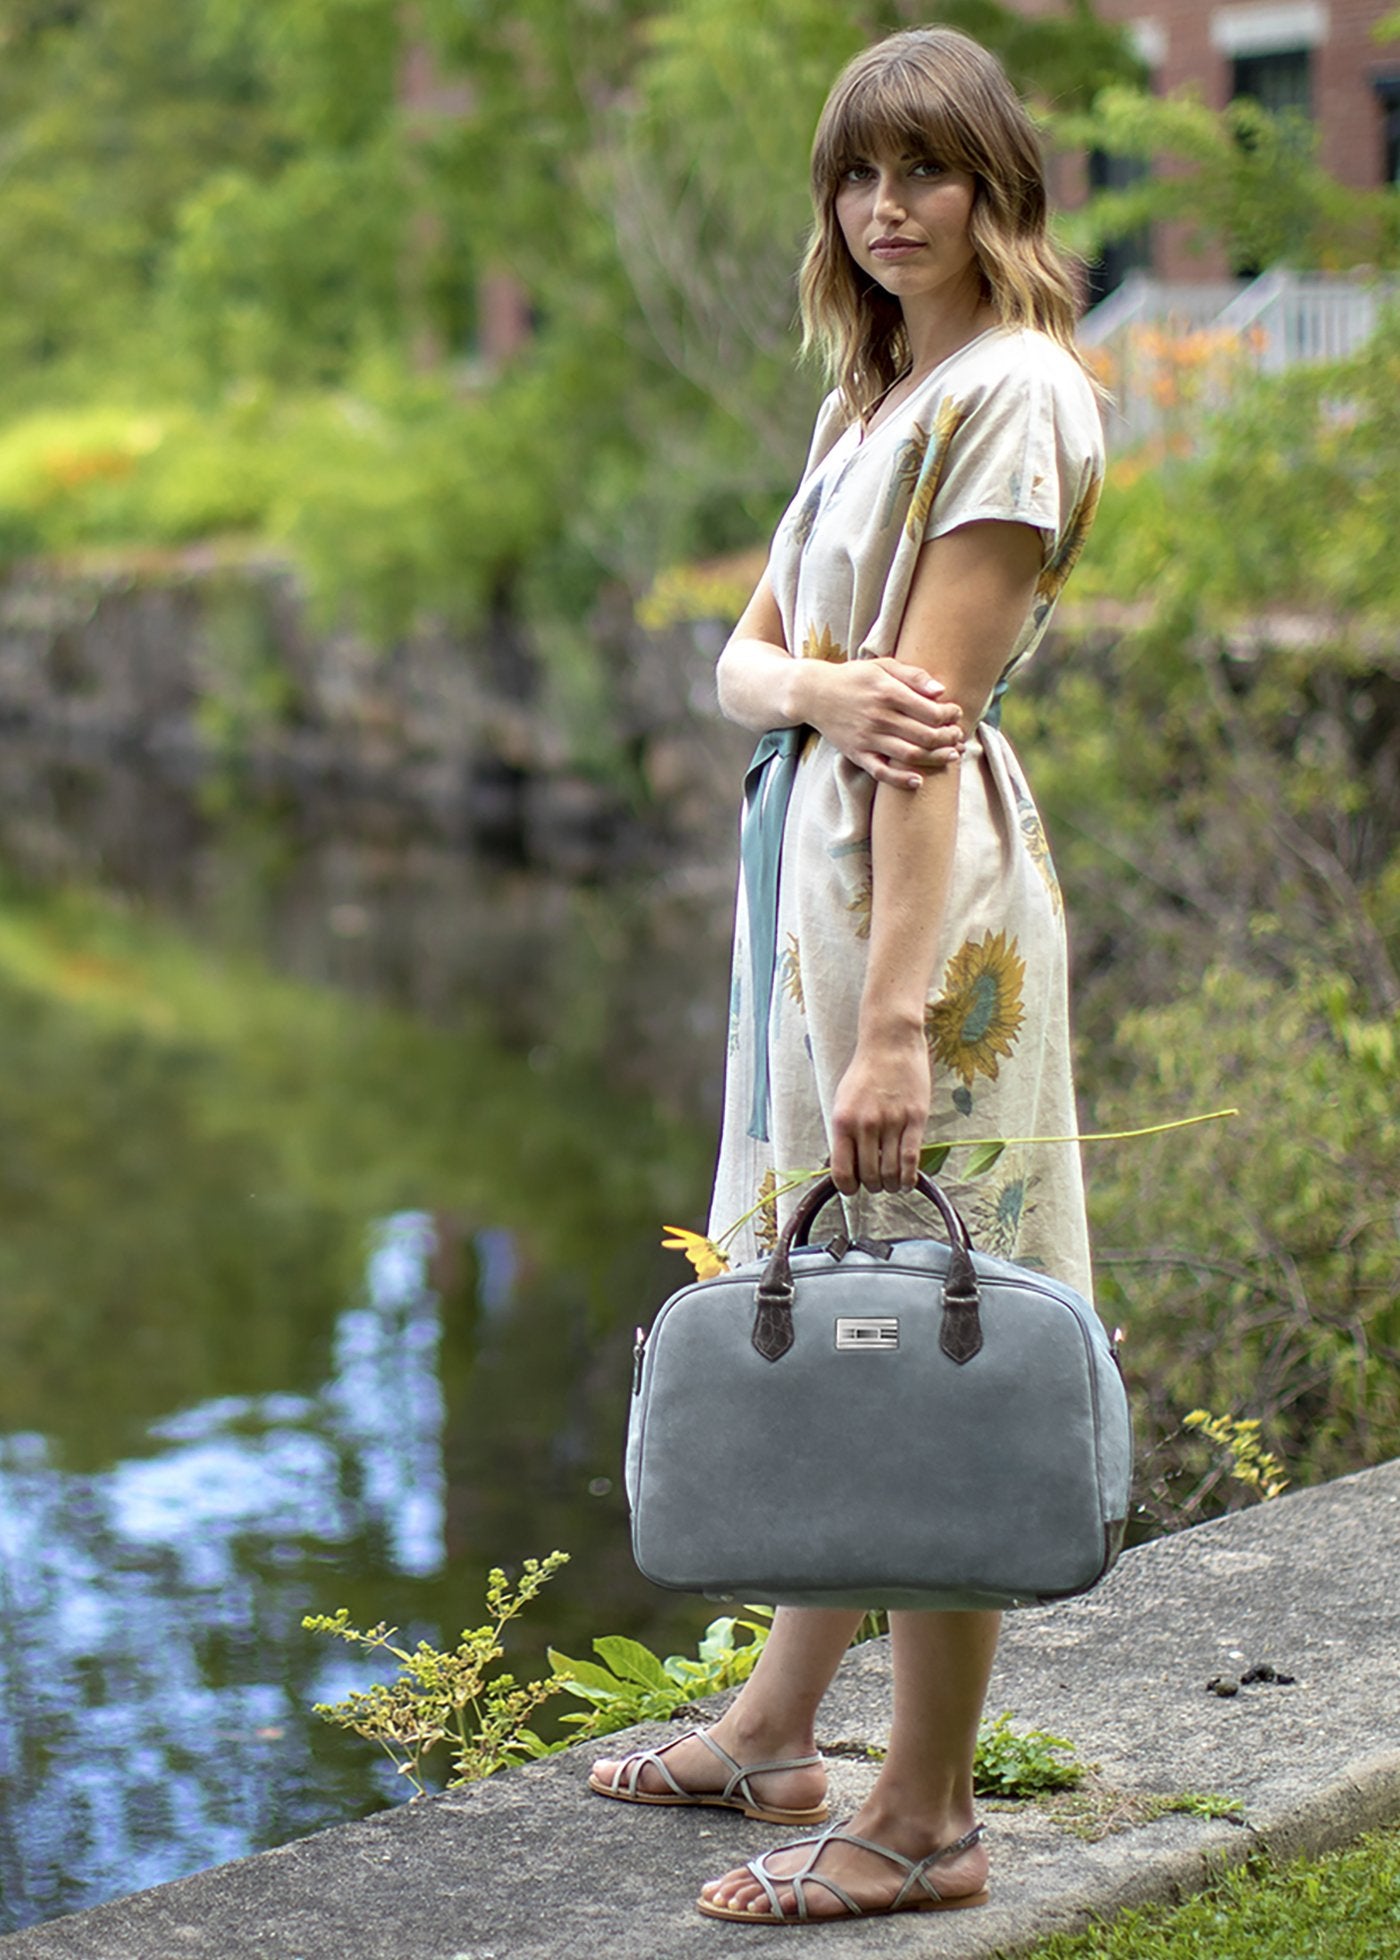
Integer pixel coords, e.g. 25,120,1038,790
708,326,1104,1299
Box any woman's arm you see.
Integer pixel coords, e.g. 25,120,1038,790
829,519,1044,1196
716,573,965,790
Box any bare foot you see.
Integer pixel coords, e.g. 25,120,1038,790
590,1722,827,1819
697,1807,988,1920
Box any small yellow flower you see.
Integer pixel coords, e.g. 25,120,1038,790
660,1227,731,1279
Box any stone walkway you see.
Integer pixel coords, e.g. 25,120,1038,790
4,1460,1397,1959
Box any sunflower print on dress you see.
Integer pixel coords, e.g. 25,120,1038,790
1012,781,1062,915
925,930,1027,1087
801,622,847,663
789,478,826,550
780,932,805,1011
1034,465,1102,617
755,1168,780,1254
881,395,969,539
970,1173,1035,1259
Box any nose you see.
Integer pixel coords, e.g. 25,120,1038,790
873,170,907,222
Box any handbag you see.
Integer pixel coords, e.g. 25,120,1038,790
625,1172,1131,1611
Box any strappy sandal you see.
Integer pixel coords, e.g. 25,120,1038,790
695,1818,988,1922
587,1728,829,1825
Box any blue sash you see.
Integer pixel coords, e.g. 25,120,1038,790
739,726,804,1141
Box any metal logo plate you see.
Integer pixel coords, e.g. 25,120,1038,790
835,1317,899,1351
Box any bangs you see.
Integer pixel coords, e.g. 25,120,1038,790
813,57,974,192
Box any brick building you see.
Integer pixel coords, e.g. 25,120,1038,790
1042,0,1400,284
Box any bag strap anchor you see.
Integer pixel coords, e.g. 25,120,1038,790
751,1173,984,1365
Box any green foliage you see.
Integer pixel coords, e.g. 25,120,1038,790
0,1,1146,631
304,1554,573,1794
1080,311,1400,627
0,362,577,636
1084,966,1400,1526
1056,86,1400,273
972,1711,1083,1797
1024,1826,1400,1958
550,1608,774,1736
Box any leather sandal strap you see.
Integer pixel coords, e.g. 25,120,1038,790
750,1824,859,1923
693,1730,823,1803
610,1728,706,1798
894,1821,988,1909
747,1819,986,1920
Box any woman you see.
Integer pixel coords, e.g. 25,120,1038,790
592,25,1104,1923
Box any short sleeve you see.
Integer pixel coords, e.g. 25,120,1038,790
798,390,852,485
924,355,1103,566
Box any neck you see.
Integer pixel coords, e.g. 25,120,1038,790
901,278,999,379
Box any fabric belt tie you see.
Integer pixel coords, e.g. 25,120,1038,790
740,725,804,1142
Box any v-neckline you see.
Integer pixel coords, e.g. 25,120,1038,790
855,326,1004,445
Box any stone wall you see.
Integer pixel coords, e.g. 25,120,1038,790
0,552,752,880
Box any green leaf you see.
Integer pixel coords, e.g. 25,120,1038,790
546,1649,624,1696
920,1143,951,1175
697,1616,738,1664
592,1635,673,1691
964,1141,1006,1179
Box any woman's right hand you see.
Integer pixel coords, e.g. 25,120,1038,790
801,656,964,788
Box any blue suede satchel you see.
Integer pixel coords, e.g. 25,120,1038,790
626,1172,1132,1611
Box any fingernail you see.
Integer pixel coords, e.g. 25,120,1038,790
906,775,921,790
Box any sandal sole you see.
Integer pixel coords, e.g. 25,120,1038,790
695,1887,990,1923
587,1776,829,1826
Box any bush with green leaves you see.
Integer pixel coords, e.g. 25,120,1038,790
549,1609,775,1739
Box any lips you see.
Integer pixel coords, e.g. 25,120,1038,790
871,237,924,257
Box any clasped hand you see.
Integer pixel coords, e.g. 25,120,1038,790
807,656,964,788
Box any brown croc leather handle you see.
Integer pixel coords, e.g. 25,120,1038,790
752,1172,983,1366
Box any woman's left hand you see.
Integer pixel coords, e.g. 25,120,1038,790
830,1025,931,1196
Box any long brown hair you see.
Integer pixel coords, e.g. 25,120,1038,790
799,27,1088,418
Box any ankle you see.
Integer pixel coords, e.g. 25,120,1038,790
850,1789,977,1855
713,1703,819,1763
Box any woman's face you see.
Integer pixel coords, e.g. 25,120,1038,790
833,144,981,308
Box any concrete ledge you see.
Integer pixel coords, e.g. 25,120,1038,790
4,1459,1397,1959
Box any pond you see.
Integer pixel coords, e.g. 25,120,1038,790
0,736,736,1932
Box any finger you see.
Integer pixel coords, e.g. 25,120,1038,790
882,729,964,767
898,1125,922,1192
849,1119,883,1195
830,1130,858,1197
880,659,947,698
857,751,925,790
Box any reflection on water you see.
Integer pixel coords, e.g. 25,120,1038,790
0,1214,452,1927
0,742,730,1931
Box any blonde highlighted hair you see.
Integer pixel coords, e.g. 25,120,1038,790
799,27,1089,418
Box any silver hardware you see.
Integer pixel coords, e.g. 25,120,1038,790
835,1317,899,1351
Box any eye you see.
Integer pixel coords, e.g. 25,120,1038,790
840,160,875,184
910,158,946,178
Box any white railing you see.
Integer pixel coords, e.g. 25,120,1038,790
1079,269,1398,448
1214,268,1394,371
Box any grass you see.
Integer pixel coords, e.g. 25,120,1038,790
1021,1825,1400,1957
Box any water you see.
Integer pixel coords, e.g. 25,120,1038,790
0,738,733,1930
